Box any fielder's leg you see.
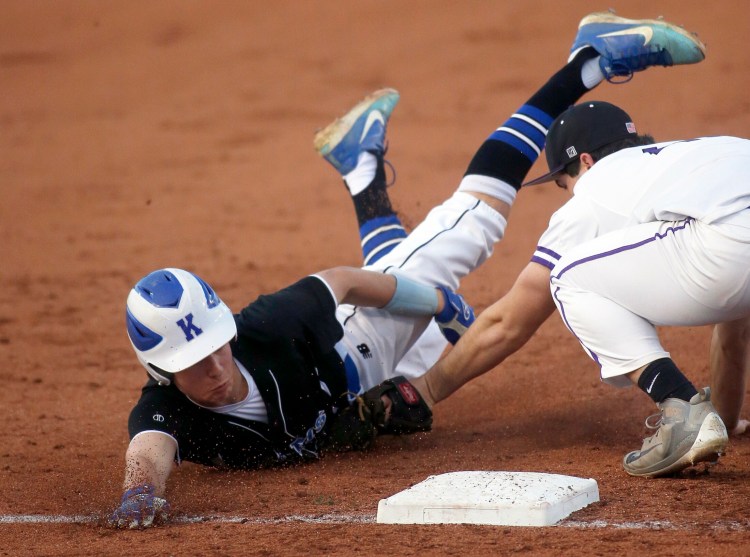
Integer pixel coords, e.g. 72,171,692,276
548,219,748,476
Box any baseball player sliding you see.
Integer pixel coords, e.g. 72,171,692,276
413,16,744,479
111,12,706,528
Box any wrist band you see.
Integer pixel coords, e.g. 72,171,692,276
434,286,455,322
382,273,439,316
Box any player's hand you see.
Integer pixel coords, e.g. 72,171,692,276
731,419,750,436
434,286,475,345
109,484,170,529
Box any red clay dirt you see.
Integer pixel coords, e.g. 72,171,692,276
2,1,750,555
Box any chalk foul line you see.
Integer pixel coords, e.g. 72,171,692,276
0,512,375,525
1,513,748,530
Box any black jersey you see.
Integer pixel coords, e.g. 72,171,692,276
127,276,349,469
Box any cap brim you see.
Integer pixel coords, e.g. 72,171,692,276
522,164,565,187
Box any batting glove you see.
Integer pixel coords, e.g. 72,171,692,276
434,286,475,345
109,484,170,529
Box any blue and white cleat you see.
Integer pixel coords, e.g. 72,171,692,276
314,88,400,175
570,12,706,82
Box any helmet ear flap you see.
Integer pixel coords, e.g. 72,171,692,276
146,364,174,386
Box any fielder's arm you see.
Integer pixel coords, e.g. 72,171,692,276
710,316,750,435
412,262,555,407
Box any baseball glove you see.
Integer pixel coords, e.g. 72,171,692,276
362,375,432,435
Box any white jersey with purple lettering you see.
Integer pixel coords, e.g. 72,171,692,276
535,136,750,385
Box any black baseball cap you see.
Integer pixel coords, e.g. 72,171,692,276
524,101,637,186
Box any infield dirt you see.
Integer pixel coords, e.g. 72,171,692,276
2,1,750,555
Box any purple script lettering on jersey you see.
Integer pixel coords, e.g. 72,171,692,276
289,410,327,457
642,138,700,156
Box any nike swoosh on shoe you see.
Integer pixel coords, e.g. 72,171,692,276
628,442,663,462
598,26,654,46
360,110,385,143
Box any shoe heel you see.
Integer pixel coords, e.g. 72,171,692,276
689,413,728,465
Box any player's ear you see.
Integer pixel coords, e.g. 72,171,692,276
579,153,595,169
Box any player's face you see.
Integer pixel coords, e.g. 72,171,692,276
172,343,246,407
556,153,596,191
555,175,573,190
555,167,589,192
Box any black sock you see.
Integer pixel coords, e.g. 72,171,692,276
347,155,394,223
525,47,599,117
345,155,407,265
637,358,699,404
464,48,599,190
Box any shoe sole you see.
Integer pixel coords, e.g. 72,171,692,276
623,413,728,478
313,88,399,156
579,12,706,56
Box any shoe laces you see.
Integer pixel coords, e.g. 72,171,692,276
644,412,664,430
605,47,674,84
384,159,397,187
382,143,397,187
645,397,691,429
